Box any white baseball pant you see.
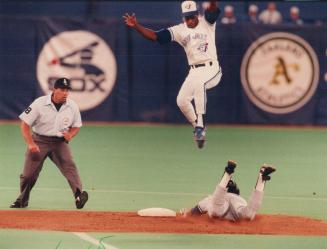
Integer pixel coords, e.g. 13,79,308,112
176,60,222,126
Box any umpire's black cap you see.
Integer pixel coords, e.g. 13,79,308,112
54,78,71,89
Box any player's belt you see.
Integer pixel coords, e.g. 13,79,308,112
33,133,65,142
189,61,213,69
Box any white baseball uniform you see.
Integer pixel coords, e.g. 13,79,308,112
190,163,272,221
168,15,222,125
197,187,264,221
156,8,222,127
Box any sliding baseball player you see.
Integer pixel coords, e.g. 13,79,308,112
181,160,276,221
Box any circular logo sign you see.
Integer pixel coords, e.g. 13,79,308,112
240,32,319,114
37,30,117,111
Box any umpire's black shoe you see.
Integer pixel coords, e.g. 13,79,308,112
225,160,237,174
194,126,206,149
75,191,88,209
260,165,276,181
10,200,28,208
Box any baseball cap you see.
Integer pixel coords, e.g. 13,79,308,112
224,5,234,13
249,4,258,13
290,6,299,14
181,1,198,17
54,78,71,89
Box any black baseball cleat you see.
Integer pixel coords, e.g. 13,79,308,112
10,200,28,208
75,191,88,209
194,126,206,149
225,160,237,174
260,165,276,181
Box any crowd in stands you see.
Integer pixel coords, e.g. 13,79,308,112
206,2,323,26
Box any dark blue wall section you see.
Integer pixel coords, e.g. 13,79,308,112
0,2,327,125
1,1,326,23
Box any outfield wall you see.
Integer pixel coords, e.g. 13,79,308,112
0,16,326,124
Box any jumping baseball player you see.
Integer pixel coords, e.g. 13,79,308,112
10,78,88,209
123,0,222,149
181,160,276,221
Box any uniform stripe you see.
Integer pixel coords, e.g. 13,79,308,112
203,66,222,113
168,28,174,41
197,205,206,214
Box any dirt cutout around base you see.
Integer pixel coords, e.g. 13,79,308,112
1,210,327,236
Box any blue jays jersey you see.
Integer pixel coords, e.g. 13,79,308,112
168,16,218,65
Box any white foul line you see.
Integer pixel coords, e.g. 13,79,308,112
1,186,327,201
73,232,119,249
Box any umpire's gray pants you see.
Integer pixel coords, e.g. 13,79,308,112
17,133,82,205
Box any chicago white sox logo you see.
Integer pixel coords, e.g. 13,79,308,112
37,31,117,111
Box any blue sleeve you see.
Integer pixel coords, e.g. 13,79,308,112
204,7,221,24
155,29,172,45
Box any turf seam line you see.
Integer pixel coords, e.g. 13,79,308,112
1,187,326,201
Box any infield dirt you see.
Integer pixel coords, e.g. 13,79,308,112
0,210,327,236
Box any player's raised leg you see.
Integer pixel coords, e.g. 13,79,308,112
208,160,237,217
192,78,206,149
255,164,276,191
176,82,206,149
181,160,237,217
176,80,197,128
242,164,276,220
192,68,222,149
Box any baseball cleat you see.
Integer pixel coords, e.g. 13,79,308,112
179,208,191,217
260,165,276,181
225,160,237,174
10,200,28,208
180,206,204,217
194,126,206,149
75,191,89,209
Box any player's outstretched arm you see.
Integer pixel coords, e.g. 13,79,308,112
204,0,220,24
123,13,157,42
207,0,218,12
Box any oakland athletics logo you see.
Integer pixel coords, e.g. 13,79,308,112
240,32,319,114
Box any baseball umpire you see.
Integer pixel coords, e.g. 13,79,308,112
10,78,88,209
181,160,276,221
123,0,222,149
